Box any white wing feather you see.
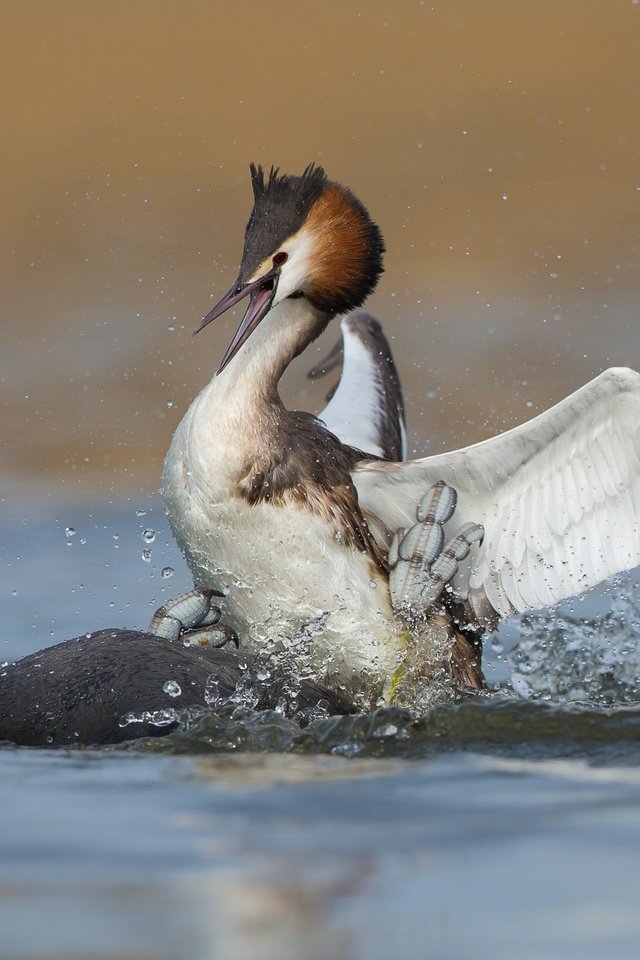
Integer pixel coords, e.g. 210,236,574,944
353,367,640,621
317,314,406,460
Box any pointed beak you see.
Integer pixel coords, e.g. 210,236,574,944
194,266,279,374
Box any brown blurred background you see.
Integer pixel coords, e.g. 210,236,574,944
2,0,639,501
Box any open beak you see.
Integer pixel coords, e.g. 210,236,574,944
194,266,279,374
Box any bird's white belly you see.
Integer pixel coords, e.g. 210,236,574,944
164,472,401,701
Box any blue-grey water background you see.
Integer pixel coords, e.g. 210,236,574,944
3,2,640,958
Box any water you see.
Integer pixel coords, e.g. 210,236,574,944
1,498,640,959
3,750,640,960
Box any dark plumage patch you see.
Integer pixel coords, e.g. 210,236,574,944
236,409,387,573
239,164,328,283
0,630,354,745
443,595,487,690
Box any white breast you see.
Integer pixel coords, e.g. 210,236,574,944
162,382,402,703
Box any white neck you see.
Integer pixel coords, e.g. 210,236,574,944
208,296,329,411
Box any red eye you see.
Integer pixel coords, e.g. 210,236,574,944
273,252,288,267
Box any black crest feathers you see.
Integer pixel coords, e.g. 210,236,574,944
249,163,327,209
239,164,328,283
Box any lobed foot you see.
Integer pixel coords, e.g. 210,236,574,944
389,481,484,616
148,587,238,648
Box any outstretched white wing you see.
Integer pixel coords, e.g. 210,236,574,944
312,312,406,461
353,367,640,622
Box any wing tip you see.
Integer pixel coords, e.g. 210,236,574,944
599,366,640,392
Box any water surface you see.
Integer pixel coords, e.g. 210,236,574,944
2,500,640,959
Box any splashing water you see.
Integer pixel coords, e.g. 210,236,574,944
200,646,337,726
114,584,640,760
162,680,182,698
510,590,640,705
119,708,179,728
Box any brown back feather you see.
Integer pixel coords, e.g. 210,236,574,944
236,411,387,573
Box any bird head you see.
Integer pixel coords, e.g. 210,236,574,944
195,164,385,374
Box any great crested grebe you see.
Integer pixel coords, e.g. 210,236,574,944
163,163,640,708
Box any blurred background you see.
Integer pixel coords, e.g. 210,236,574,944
2,0,639,503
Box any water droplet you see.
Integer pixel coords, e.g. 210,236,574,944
119,708,178,728
331,741,363,758
163,680,182,698
135,508,146,518
161,566,174,579
142,529,156,543
141,549,152,563
374,722,398,738
204,674,226,707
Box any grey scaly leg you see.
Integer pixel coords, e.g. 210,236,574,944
388,481,484,616
384,482,485,706
148,587,239,648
